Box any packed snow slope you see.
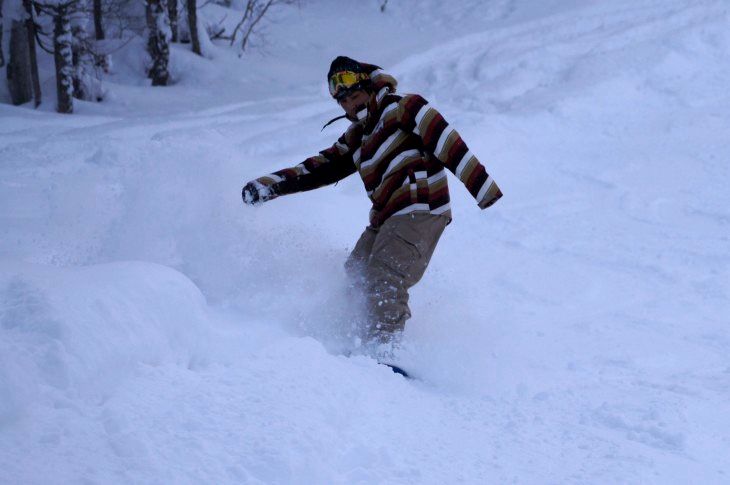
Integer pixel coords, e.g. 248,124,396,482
2,0,730,483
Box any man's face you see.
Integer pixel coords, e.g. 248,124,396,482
338,90,370,119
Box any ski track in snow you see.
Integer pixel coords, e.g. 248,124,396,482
2,0,730,483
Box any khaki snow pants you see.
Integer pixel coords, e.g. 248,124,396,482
345,213,449,344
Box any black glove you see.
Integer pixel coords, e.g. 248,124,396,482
242,181,262,205
242,181,277,206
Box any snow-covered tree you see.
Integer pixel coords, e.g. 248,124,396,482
52,1,74,112
167,0,177,42
14,0,100,112
70,0,102,100
145,0,170,85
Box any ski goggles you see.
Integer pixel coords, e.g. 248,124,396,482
328,71,370,99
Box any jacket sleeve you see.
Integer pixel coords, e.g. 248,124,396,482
253,132,357,199
398,94,502,209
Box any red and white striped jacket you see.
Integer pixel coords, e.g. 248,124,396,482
254,71,502,227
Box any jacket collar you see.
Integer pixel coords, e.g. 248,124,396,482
363,85,394,134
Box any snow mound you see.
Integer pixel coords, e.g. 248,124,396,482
0,261,209,421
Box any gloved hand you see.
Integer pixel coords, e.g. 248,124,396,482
241,181,276,206
242,181,261,205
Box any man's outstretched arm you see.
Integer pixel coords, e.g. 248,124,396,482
242,134,357,205
399,95,502,209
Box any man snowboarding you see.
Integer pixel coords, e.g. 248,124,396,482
242,56,502,362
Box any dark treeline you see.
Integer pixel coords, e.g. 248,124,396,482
2,0,307,113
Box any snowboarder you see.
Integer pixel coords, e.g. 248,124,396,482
242,56,502,359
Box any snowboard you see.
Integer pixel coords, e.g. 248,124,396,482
380,362,411,379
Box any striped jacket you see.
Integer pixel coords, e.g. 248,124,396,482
254,71,502,227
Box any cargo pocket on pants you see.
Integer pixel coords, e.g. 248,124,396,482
377,219,429,283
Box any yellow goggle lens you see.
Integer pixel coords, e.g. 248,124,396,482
329,71,369,98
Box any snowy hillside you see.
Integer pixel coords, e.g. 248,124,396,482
2,0,729,482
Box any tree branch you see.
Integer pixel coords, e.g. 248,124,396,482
229,0,253,47
239,0,273,52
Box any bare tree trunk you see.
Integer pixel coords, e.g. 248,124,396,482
23,0,42,107
7,20,33,104
186,0,200,56
146,0,170,86
168,0,178,42
0,0,5,68
54,3,74,113
93,0,104,40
